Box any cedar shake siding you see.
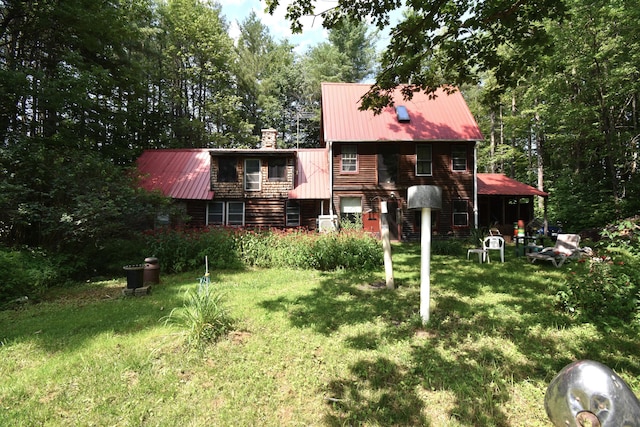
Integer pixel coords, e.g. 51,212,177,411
210,155,295,199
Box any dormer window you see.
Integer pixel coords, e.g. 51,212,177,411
396,105,410,122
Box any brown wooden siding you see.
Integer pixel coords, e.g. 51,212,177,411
332,141,475,238
245,199,286,228
185,201,207,227
299,200,326,230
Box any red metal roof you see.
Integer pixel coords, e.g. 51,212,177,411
321,83,484,142
478,173,548,197
288,148,330,199
137,149,214,200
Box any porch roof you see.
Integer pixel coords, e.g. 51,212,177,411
136,149,214,200
478,173,548,197
288,149,330,200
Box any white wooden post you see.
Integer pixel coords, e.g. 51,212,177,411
380,201,394,289
407,185,442,324
420,207,431,321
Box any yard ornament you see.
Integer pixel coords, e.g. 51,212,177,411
407,185,442,323
545,360,640,426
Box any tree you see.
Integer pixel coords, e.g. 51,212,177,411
538,0,640,229
471,0,640,231
266,0,567,111
234,12,301,145
157,0,253,148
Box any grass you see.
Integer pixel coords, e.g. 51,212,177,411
1,243,639,426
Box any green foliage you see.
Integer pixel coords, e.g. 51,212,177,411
163,284,235,350
5,244,640,425
557,217,640,324
310,231,383,271
467,227,487,247
142,227,243,274
557,261,638,324
0,247,60,304
431,239,465,256
268,0,567,112
142,227,382,273
338,213,363,231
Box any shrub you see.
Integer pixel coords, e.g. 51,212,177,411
142,227,383,273
142,227,242,273
310,231,383,271
557,217,640,324
163,284,235,350
557,261,638,323
0,247,60,305
432,239,465,256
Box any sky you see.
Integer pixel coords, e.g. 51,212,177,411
218,0,399,54
219,0,332,53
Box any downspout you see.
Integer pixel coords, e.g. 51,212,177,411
473,141,479,229
328,140,334,217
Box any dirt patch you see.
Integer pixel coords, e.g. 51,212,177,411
356,281,390,291
229,330,251,345
414,329,437,340
44,282,124,305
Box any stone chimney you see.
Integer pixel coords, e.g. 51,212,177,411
261,128,278,149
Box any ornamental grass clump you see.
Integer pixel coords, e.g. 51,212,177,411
164,284,235,350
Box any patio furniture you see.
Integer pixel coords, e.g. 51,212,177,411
483,235,505,263
527,233,581,267
467,235,506,263
515,235,544,256
467,246,487,263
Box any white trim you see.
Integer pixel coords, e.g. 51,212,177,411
227,201,245,226
473,141,478,228
244,158,261,191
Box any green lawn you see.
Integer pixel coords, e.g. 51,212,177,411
1,243,638,426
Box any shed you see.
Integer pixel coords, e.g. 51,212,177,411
477,173,548,237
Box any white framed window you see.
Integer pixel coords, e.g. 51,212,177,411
227,202,245,226
341,145,357,173
452,199,469,227
286,200,300,226
452,147,467,172
207,201,245,226
244,159,261,191
416,144,432,176
340,196,362,224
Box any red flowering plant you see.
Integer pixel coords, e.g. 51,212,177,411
141,225,383,273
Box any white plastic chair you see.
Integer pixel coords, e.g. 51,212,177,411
467,246,487,263
483,236,505,263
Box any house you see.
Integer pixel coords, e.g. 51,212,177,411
319,82,483,240
137,83,546,240
137,128,331,229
